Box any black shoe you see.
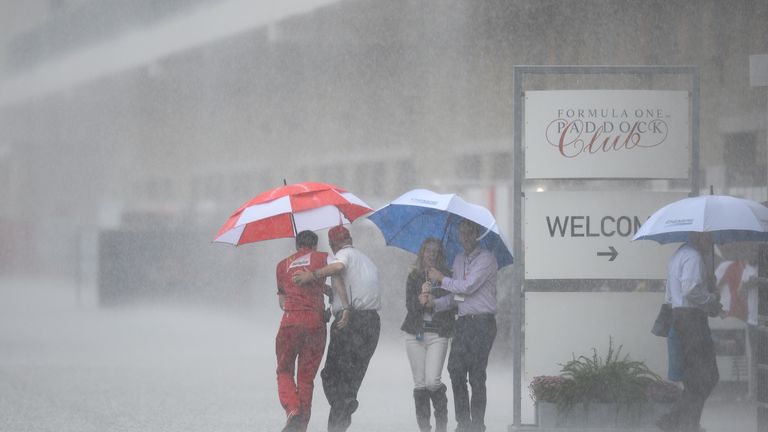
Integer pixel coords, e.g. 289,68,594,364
327,399,358,432
282,410,303,432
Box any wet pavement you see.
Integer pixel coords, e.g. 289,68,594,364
0,278,756,432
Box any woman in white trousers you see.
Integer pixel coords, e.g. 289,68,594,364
401,238,455,432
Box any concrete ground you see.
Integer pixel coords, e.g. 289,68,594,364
0,278,756,432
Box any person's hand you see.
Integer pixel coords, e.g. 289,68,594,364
427,267,444,284
335,309,350,330
292,270,314,285
419,292,429,305
419,293,433,308
421,281,432,294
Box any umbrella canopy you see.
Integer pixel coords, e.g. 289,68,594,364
632,194,768,244
214,182,373,246
367,189,513,268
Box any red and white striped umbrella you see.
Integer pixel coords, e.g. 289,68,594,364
213,182,373,246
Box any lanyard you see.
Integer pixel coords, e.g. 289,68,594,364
463,249,478,279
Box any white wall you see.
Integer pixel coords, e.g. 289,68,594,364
524,291,669,424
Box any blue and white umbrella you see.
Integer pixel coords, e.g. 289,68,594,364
633,194,768,244
367,189,513,268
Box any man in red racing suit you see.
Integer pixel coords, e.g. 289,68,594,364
275,230,329,432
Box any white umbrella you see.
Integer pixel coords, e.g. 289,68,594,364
634,194,768,315
632,195,768,244
367,189,513,268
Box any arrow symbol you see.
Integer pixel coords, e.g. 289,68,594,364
597,246,618,261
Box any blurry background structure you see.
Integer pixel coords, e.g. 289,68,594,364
0,0,766,358
0,1,766,429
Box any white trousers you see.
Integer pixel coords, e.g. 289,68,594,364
405,332,449,390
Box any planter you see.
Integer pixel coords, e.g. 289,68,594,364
537,401,673,428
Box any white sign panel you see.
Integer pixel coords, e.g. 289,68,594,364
525,191,686,279
523,292,668,424
525,90,690,179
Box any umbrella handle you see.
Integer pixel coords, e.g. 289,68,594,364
440,214,453,244
703,243,717,294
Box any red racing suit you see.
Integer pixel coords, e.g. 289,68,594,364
275,248,329,427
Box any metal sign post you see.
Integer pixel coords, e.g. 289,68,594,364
511,65,699,428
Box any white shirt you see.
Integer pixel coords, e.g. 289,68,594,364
665,243,715,309
329,245,380,313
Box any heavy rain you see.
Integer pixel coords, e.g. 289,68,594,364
0,1,766,431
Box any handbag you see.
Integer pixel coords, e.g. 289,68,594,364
651,303,672,337
703,299,724,318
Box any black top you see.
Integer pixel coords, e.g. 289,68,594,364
400,269,456,338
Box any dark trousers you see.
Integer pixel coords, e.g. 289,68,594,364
664,308,719,432
321,310,380,432
448,315,496,432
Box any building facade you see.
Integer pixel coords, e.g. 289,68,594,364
0,0,766,284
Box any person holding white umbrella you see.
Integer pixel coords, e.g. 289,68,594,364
369,189,511,432
634,193,768,432
368,189,512,432
655,232,721,432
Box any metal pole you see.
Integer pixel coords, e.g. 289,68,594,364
690,67,701,197
509,65,698,430
511,66,525,428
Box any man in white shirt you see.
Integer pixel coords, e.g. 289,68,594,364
657,232,720,432
293,225,381,432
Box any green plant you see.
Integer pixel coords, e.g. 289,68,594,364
530,338,674,412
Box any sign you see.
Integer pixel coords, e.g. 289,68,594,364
525,90,690,179
523,292,668,424
525,191,686,279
